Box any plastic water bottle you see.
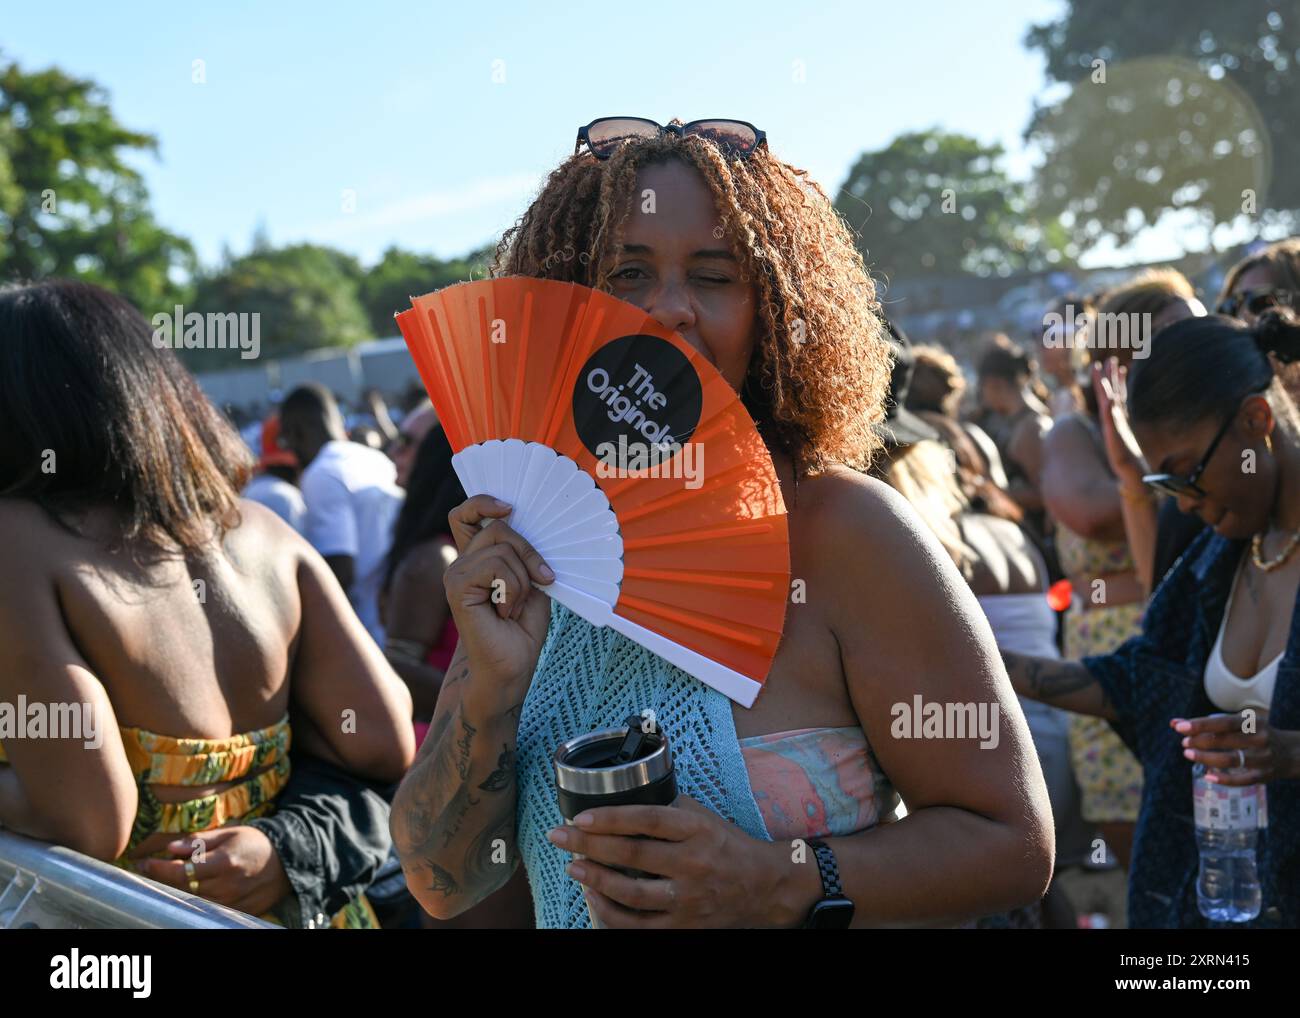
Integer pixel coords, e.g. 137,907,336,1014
1193,763,1265,922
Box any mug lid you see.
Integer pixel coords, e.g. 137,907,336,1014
553,722,673,796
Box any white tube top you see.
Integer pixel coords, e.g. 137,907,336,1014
1204,558,1281,712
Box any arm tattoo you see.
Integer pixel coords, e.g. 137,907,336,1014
392,660,523,909
464,788,519,888
426,863,459,897
1003,651,1115,717
1023,658,1093,699
478,745,516,792
442,659,471,689
439,783,481,848
455,715,477,780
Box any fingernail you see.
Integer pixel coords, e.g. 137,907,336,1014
548,827,569,846
575,812,594,828
1181,737,1190,748
1174,721,1192,733
539,563,556,582
1184,749,1196,760
567,862,587,882
491,498,510,509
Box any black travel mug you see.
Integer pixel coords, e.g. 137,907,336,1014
553,715,677,927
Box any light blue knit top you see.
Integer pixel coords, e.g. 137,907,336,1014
515,601,772,928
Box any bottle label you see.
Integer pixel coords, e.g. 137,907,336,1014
1194,781,1264,831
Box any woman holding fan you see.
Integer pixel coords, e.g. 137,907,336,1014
392,118,1053,928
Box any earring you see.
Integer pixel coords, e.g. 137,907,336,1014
1266,434,1274,455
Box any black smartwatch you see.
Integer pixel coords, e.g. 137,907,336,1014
803,839,854,929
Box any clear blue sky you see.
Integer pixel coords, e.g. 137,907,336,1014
5,0,1070,268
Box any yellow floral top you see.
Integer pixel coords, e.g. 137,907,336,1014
0,716,377,929
119,716,292,853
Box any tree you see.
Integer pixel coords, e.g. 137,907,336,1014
1025,2,1299,251
834,129,1069,282
358,243,495,337
187,244,371,370
0,56,195,311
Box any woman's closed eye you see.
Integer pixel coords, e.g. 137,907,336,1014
612,266,732,285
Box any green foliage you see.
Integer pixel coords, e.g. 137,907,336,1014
185,244,372,369
1025,2,1299,248
835,129,1069,280
0,56,195,310
358,243,495,338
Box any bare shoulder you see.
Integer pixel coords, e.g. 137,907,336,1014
794,466,966,616
1043,412,1095,454
794,465,982,633
1009,412,1051,454
0,498,71,577
233,497,313,557
795,465,938,561
1043,413,1108,476
793,469,1007,738
0,496,57,536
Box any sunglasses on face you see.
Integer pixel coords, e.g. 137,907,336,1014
1141,387,1267,498
575,117,767,161
1217,287,1294,319
1141,414,1233,498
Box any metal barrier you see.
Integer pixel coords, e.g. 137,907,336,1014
0,829,278,929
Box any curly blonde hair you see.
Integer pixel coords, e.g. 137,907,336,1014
490,123,891,474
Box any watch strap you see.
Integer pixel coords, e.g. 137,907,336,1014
806,838,843,899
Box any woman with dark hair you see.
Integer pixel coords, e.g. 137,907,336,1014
1218,238,1300,329
1105,241,1300,591
392,118,1053,928
379,422,466,732
1004,310,1300,927
378,423,535,929
1037,270,1205,878
976,334,1053,540
1039,295,1091,421
0,280,415,927
907,341,1022,524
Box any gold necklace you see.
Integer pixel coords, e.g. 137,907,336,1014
1251,527,1300,572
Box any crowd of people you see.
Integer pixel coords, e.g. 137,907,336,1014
1,118,1298,929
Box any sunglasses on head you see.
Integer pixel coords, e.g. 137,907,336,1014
575,117,767,161
1141,387,1267,498
1217,287,1294,319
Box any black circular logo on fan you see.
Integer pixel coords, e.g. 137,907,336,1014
572,335,703,463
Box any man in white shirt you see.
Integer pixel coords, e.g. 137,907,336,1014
279,384,404,645
242,414,308,534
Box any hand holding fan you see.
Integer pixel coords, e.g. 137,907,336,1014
395,277,789,707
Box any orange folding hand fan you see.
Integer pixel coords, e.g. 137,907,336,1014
395,277,789,707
